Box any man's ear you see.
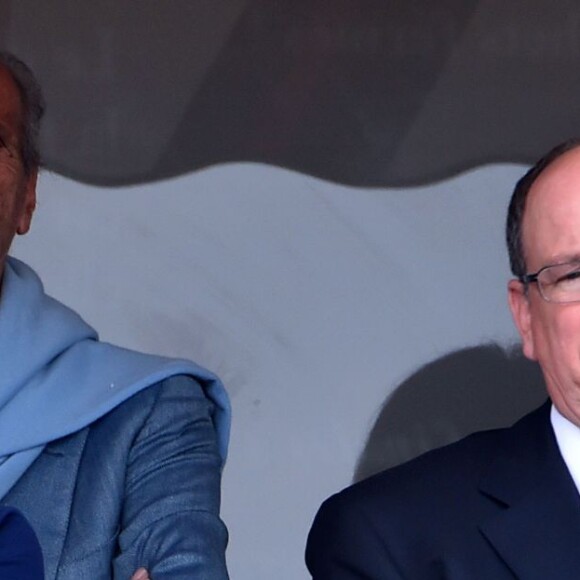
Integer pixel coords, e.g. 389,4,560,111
508,279,536,360
16,169,37,235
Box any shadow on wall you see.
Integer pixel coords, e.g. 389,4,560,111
354,343,546,483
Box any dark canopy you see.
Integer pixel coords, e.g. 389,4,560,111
2,0,579,187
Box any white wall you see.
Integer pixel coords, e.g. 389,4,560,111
13,162,526,579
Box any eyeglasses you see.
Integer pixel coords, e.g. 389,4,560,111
522,260,580,303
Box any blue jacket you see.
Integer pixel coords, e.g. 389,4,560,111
2,375,229,579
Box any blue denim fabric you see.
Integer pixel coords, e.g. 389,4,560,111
3,375,229,579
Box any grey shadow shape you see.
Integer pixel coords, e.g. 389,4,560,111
354,343,547,483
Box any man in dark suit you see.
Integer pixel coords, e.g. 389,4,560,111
306,139,580,579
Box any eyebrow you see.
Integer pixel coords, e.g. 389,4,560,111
543,254,580,267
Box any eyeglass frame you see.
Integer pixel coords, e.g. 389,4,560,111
520,260,580,303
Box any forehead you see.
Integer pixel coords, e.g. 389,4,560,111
523,147,580,269
0,64,23,130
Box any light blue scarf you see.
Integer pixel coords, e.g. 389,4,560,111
0,257,231,499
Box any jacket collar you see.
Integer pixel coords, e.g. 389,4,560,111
2,429,89,580
478,401,580,578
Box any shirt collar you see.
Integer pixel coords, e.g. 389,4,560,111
551,404,580,496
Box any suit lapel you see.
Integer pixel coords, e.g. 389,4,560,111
2,428,89,580
478,403,580,579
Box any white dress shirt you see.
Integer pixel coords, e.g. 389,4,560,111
551,404,580,496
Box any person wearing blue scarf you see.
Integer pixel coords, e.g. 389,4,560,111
0,52,231,578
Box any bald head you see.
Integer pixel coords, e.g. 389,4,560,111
507,139,580,280
522,147,580,275
506,143,580,427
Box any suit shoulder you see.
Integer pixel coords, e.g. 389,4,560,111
308,403,550,577
328,402,549,516
91,374,206,429
346,427,502,504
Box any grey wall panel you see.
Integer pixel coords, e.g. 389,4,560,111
13,163,534,578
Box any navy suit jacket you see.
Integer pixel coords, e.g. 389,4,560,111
306,402,580,579
0,506,44,579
